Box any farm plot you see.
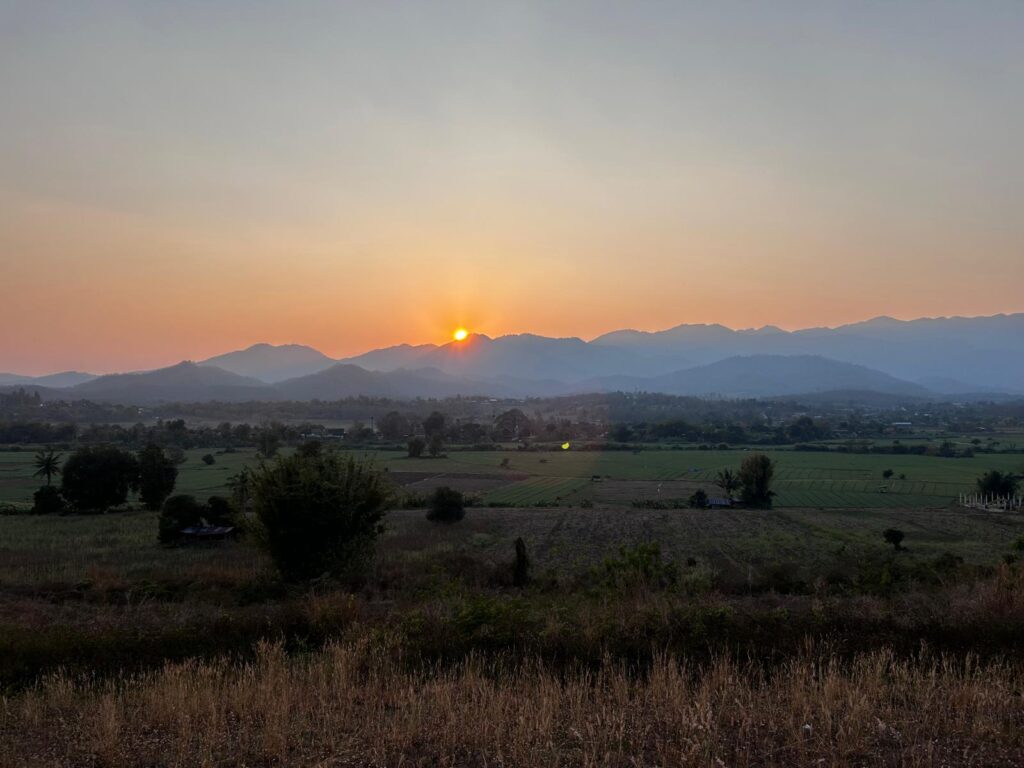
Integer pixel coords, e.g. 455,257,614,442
383,503,1024,579
398,472,519,495
482,476,592,506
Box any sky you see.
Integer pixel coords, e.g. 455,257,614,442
1,1,1022,374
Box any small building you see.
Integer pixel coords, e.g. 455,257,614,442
707,497,734,509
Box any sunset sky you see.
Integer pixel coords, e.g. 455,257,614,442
2,1,1022,374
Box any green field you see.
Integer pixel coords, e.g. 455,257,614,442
2,502,1022,589
2,446,1022,510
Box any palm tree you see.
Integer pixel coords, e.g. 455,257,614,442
33,447,63,486
714,468,740,499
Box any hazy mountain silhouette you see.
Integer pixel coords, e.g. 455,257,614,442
273,364,513,400
342,333,681,381
199,343,335,383
7,313,1023,402
579,355,931,398
591,314,1024,391
71,362,272,404
0,371,96,388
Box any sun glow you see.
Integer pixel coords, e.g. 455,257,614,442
453,328,469,342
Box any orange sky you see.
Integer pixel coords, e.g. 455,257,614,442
2,3,1022,374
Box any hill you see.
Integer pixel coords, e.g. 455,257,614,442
0,371,96,388
274,364,510,400
582,355,931,398
199,343,335,383
71,362,273,404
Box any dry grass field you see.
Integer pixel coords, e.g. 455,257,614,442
3,642,1024,767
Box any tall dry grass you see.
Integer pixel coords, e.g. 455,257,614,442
3,641,1023,767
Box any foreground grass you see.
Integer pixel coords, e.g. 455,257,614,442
3,642,1023,767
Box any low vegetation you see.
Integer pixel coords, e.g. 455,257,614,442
1,409,1024,765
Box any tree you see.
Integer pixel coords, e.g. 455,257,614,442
158,494,205,543
166,446,187,465
205,495,234,526
426,486,465,523
61,446,139,513
688,489,709,509
714,469,740,498
201,453,216,466
32,485,65,515
423,411,446,438
257,431,280,459
250,453,390,581
428,433,444,458
977,470,1019,497
32,447,63,486
378,411,410,441
883,528,905,551
493,409,531,440
882,469,894,480
137,444,178,511
610,424,633,443
512,537,530,587
737,453,775,508
407,437,426,458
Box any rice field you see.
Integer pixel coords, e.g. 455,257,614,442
1,445,1022,510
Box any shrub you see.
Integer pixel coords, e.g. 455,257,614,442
598,543,678,590
426,486,465,523
407,437,425,458
158,495,205,544
250,453,391,581
137,444,178,511
31,485,65,515
688,489,708,509
977,470,1019,497
883,528,905,551
296,441,322,458
201,453,216,465
61,445,139,513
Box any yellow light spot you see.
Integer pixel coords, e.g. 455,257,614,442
561,442,571,450
453,328,469,341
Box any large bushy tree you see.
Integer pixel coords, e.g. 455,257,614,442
137,444,178,510
378,411,411,441
250,452,391,581
158,494,205,543
60,445,139,512
738,453,775,508
422,411,446,438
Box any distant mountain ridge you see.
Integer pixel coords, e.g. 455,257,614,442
4,313,1023,401
0,371,96,388
70,362,271,404
579,355,932,398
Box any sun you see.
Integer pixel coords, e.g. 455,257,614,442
453,328,469,342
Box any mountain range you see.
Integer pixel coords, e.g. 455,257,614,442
2,313,1022,403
